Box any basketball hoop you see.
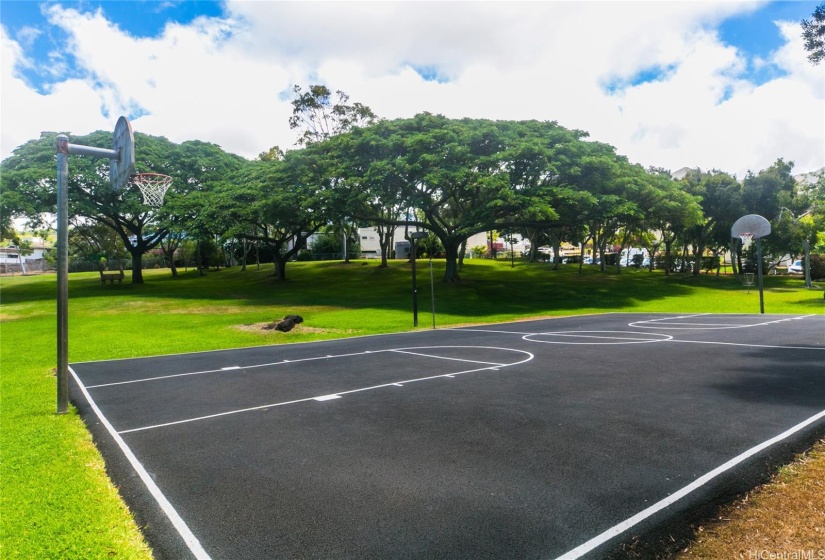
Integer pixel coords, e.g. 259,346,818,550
731,214,771,314
132,173,172,207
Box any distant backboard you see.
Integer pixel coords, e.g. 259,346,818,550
111,116,135,191
731,214,771,239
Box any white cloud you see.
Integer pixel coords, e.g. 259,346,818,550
0,26,111,156
1,1,822,182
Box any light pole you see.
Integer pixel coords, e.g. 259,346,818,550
410,232,428,327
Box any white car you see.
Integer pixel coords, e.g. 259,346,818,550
788,260,804,274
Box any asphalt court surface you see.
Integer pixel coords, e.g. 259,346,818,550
70,313,825,560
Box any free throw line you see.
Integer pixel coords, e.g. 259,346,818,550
117,347,534,434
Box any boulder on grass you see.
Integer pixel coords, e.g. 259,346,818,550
262,314,304,332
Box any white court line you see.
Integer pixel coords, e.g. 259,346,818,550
632,313,707,323
629,314,815,330
69,367,212,560
86,350,391,389
88,345,519,389
553,407,825,560
449,327,537,335
117,348,535,434
669,339,825,351
388,349,506,366
527,332,670,342
523,331,672,345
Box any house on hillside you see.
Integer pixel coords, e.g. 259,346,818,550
0,238,50,274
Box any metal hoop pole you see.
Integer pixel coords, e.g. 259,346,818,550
756,237,765,314
429,257,436,329
56,135,70,414
412,239,418,327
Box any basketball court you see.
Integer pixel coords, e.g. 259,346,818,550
70,313,825,560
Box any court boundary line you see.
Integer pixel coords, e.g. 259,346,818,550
669,339,825,351
69,366,212,560
629,314,815,330
553,407,825,560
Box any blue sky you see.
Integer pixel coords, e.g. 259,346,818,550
1,1,823,179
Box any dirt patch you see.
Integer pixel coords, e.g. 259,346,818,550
676,438,825,559
232,323,356,336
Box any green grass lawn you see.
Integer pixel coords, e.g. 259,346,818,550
1,259,822,559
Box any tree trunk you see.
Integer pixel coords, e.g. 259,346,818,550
664,240,673,276
273,257,287,281
240,239,249,271
458,238,467,272
529,242,540,263
692,242,705,276
549,234,562,271
161,245,178,277
197,241,205,276
130,251,144,284
442,241,461,282
378,227,390,268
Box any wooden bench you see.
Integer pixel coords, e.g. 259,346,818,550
99,268,124,285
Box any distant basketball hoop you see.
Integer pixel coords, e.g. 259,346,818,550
132,173,173,207
741,272,756,293
731,214,771,314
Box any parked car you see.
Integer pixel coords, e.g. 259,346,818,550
788,260,804,274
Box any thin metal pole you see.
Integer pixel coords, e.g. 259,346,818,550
56,135,70,413
429,257,436,329
756,237,765,314
510,239,514,268
803,239,811,289
412,241,418,327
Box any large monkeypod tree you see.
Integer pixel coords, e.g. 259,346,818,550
1,131,175,283
226,144,335,281
336,114,582,282
1,130,246,283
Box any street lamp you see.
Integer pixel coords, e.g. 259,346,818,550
409,232,428,327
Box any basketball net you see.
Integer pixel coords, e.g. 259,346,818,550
132,173,173,207
738,232,753,247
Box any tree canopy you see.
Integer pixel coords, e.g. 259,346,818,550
2,113,821,285
802,2,825,65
